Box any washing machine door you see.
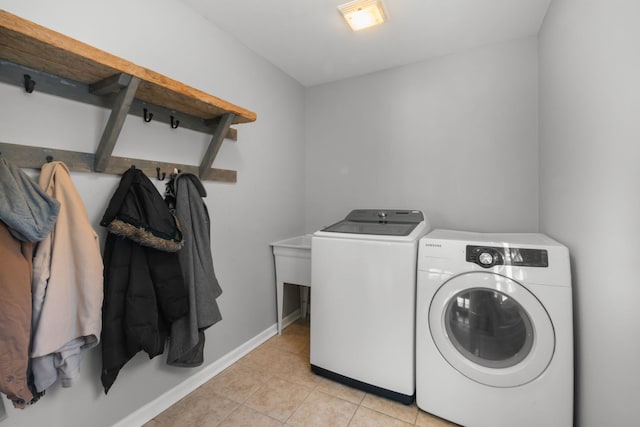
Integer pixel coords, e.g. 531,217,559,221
429,271,554,387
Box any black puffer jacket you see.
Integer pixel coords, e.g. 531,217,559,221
100,167,188,394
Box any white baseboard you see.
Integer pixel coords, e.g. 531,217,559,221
282,308,302,329
113,312,302,427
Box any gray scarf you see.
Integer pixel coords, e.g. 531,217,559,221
0,158,59,242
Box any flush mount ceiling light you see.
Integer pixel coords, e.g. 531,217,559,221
338,0,387,32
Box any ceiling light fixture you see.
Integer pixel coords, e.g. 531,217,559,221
338,0,387,32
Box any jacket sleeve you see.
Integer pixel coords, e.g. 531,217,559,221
100,234,131,394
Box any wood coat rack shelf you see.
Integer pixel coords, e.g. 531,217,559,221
0,10,256,182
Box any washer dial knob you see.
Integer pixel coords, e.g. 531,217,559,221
478,252,495,266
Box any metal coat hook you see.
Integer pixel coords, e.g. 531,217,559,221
143,108,153,123
24,74,36,93
46,156,53,163
170,116,180,129
156,167,166,181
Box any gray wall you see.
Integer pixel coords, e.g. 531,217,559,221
0,0,306,425
304,37,539,233
539,0,640,425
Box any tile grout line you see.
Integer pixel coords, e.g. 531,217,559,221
282,372,319,426
213,400,242,427
345,400,358,427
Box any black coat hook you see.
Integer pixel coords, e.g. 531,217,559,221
46,156,53,163
143,108,153,123
24,74,36,93
156,167,166,181
170,116,180,129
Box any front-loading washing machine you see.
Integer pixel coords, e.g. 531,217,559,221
311,209,429,404
416,230,573,427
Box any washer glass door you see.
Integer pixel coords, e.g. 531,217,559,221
429,272,554,387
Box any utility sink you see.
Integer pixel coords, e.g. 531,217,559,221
271,234,312,334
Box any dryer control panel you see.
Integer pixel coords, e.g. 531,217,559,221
466,245,548,268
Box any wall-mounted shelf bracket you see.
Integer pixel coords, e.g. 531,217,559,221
200,113,235,178
93,74,140,172
89,73,133,96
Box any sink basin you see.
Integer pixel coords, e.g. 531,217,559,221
271,234,312,250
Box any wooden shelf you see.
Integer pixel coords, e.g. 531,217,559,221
0,9,256,182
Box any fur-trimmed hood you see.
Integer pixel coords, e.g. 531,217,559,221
101,167,183,252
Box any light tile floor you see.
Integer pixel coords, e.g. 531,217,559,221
143,319,458,427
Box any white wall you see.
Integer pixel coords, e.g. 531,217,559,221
305,37,539,233
0,0,306,426
539,0,640,425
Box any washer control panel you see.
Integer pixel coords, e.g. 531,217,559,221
466,245,548,268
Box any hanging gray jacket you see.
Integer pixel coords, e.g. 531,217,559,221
167,174,222,367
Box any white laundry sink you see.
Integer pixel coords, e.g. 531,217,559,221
272,234,312,251
271,234,312,334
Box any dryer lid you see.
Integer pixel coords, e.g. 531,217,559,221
321,209,424,236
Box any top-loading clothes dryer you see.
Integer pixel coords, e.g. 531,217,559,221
310,209,429,404
416,230,573,427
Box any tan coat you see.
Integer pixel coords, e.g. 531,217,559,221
30,162,104,391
